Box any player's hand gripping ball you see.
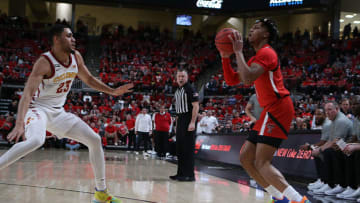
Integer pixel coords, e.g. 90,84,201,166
215,28,240,53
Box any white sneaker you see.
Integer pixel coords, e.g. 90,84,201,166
309,179,321,186
312,195,330,203
357,197,360,202
324,184,345,196
336,186,355,198
308,181,324,191
134,151,139,155
343,187,360,200
313,184,332,195
324,195,340,202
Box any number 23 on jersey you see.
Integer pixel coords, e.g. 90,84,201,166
56,80,72,93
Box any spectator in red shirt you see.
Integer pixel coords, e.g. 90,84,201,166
125,114,136,151
90,122,99,134
99,104,112,113
0,116,13,133
153,106,172,158
0,115,12,141
117,121,128,145
0,115,5,129
105,121,118,145
232,112,243,127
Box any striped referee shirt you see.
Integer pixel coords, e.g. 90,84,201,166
175,82,199,114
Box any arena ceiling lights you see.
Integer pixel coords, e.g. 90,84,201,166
340,12,360,30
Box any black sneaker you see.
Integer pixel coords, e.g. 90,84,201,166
176,176,195,182
169,175,179,180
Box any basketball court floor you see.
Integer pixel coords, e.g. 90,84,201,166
0,148,272,203
0,148,350,203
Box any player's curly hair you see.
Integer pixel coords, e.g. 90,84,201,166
256,18,279,45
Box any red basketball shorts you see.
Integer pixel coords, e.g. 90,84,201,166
253,96,294,140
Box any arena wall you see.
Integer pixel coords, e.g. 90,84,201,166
244,12,330,38
75,5,190,35
25,2,56,23
0,0,9,15
218,17,244,35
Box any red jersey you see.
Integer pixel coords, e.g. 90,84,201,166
92,127,99,134
154,112,172,132
247,44,290,108
105,125,116,134
126,119,135,130
118,125,128,136
0,118,5,128
232,117,242,125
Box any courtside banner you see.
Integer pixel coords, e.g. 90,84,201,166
272,133,321,178
195,132,321,178
195,134,247,165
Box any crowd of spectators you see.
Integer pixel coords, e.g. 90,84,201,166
0,13,87,85
1,16,360,146
98,25,217,93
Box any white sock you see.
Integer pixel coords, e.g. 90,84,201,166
95,178,106,191
265,185,283,199
283,186,303,202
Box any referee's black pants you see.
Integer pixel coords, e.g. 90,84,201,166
176,113,195,178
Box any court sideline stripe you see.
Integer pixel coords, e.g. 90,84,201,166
0,182,157,203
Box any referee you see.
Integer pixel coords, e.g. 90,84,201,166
170,69,199,182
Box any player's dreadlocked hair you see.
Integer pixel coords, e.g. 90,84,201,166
256,18,279,46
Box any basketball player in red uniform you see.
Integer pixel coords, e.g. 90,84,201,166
219,19,310,203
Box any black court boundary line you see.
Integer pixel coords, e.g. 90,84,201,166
0,182,157,203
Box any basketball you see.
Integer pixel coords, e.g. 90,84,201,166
215,28,239,53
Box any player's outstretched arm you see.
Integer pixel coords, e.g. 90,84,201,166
7,57,51,142
75,51,134,96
